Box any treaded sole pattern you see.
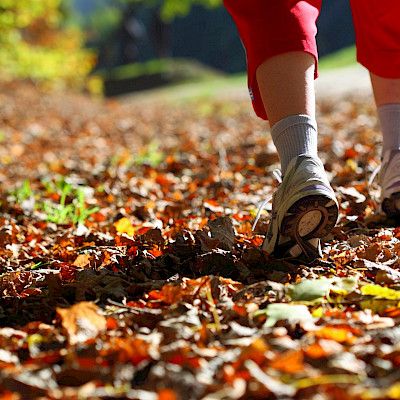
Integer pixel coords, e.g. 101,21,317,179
274,194,338,261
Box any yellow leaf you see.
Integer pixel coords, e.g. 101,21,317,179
114,217,135,237
295,374,361,389
361,284,400,300
312,307,324,318
387,382,400,399
346,159,358,172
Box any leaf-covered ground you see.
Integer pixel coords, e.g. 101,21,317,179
1,81,400,400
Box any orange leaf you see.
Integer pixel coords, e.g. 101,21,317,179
158,389,177,400
304,342,327,359
108,337,150,365
344,147,358,159
240,338,268,365
106,317,118,330
148,248,163,258
57,302,106,345
233,304,247,317
269,350,304,373
304,339,343,359
315,326,356,344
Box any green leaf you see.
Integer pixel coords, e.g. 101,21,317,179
255,303,313,327
288,278,332,301
288,277,359,302
330,276,359,295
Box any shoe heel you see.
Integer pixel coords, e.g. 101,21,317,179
382,192,400,218
281,194,338,260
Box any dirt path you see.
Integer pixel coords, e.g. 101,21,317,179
316,64,371,99
122,64,373,107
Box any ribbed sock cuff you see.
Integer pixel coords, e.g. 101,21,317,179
271,114,318,174
378,103,400,153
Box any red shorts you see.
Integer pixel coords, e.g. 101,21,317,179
224,0,400,120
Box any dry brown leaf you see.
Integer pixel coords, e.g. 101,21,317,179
57,301,106,345
72,254,92,268
208,216,236,251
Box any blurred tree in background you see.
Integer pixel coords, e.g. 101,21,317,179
84,0,224,70
105,0,222,21
156,0,221,20
0,0,95,86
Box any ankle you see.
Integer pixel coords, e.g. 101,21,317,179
271,114,318,174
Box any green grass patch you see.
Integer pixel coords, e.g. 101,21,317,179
96,58,223,82
319,45,356,70
112,47,356,103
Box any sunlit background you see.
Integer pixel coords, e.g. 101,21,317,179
0,0,357,96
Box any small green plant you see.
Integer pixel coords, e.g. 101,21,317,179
12,179,34,204
135,141,165,167
11,177,99,225
41,183,99,225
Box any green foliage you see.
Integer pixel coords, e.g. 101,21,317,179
319,46,356,70
11,177,99,225
100,58,221,81
105,0,222,22
159,0,222,20
12,179,34,204
41,177,99,225
110,142,165,169
0,0,95,85
135,141,165,167
86,4,121,39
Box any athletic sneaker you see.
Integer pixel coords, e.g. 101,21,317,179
257,155,339,261
378,150,400,218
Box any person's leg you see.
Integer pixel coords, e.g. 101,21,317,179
223,0,321,121
371,75,400,108
256,51,316,126
371,74,400,154
224,0,322,174
224,0,338,260
256,51,318,174
371,74,400,216
350,0,400,216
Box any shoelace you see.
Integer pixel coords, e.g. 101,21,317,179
369,152,400,196
252,169,282,231
367,164,381,202
368,164,381,190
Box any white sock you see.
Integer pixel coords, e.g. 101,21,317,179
271,114,318,174
378,103,400,154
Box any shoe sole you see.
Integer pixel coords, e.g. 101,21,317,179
276,194,338,261
382,192,400,218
